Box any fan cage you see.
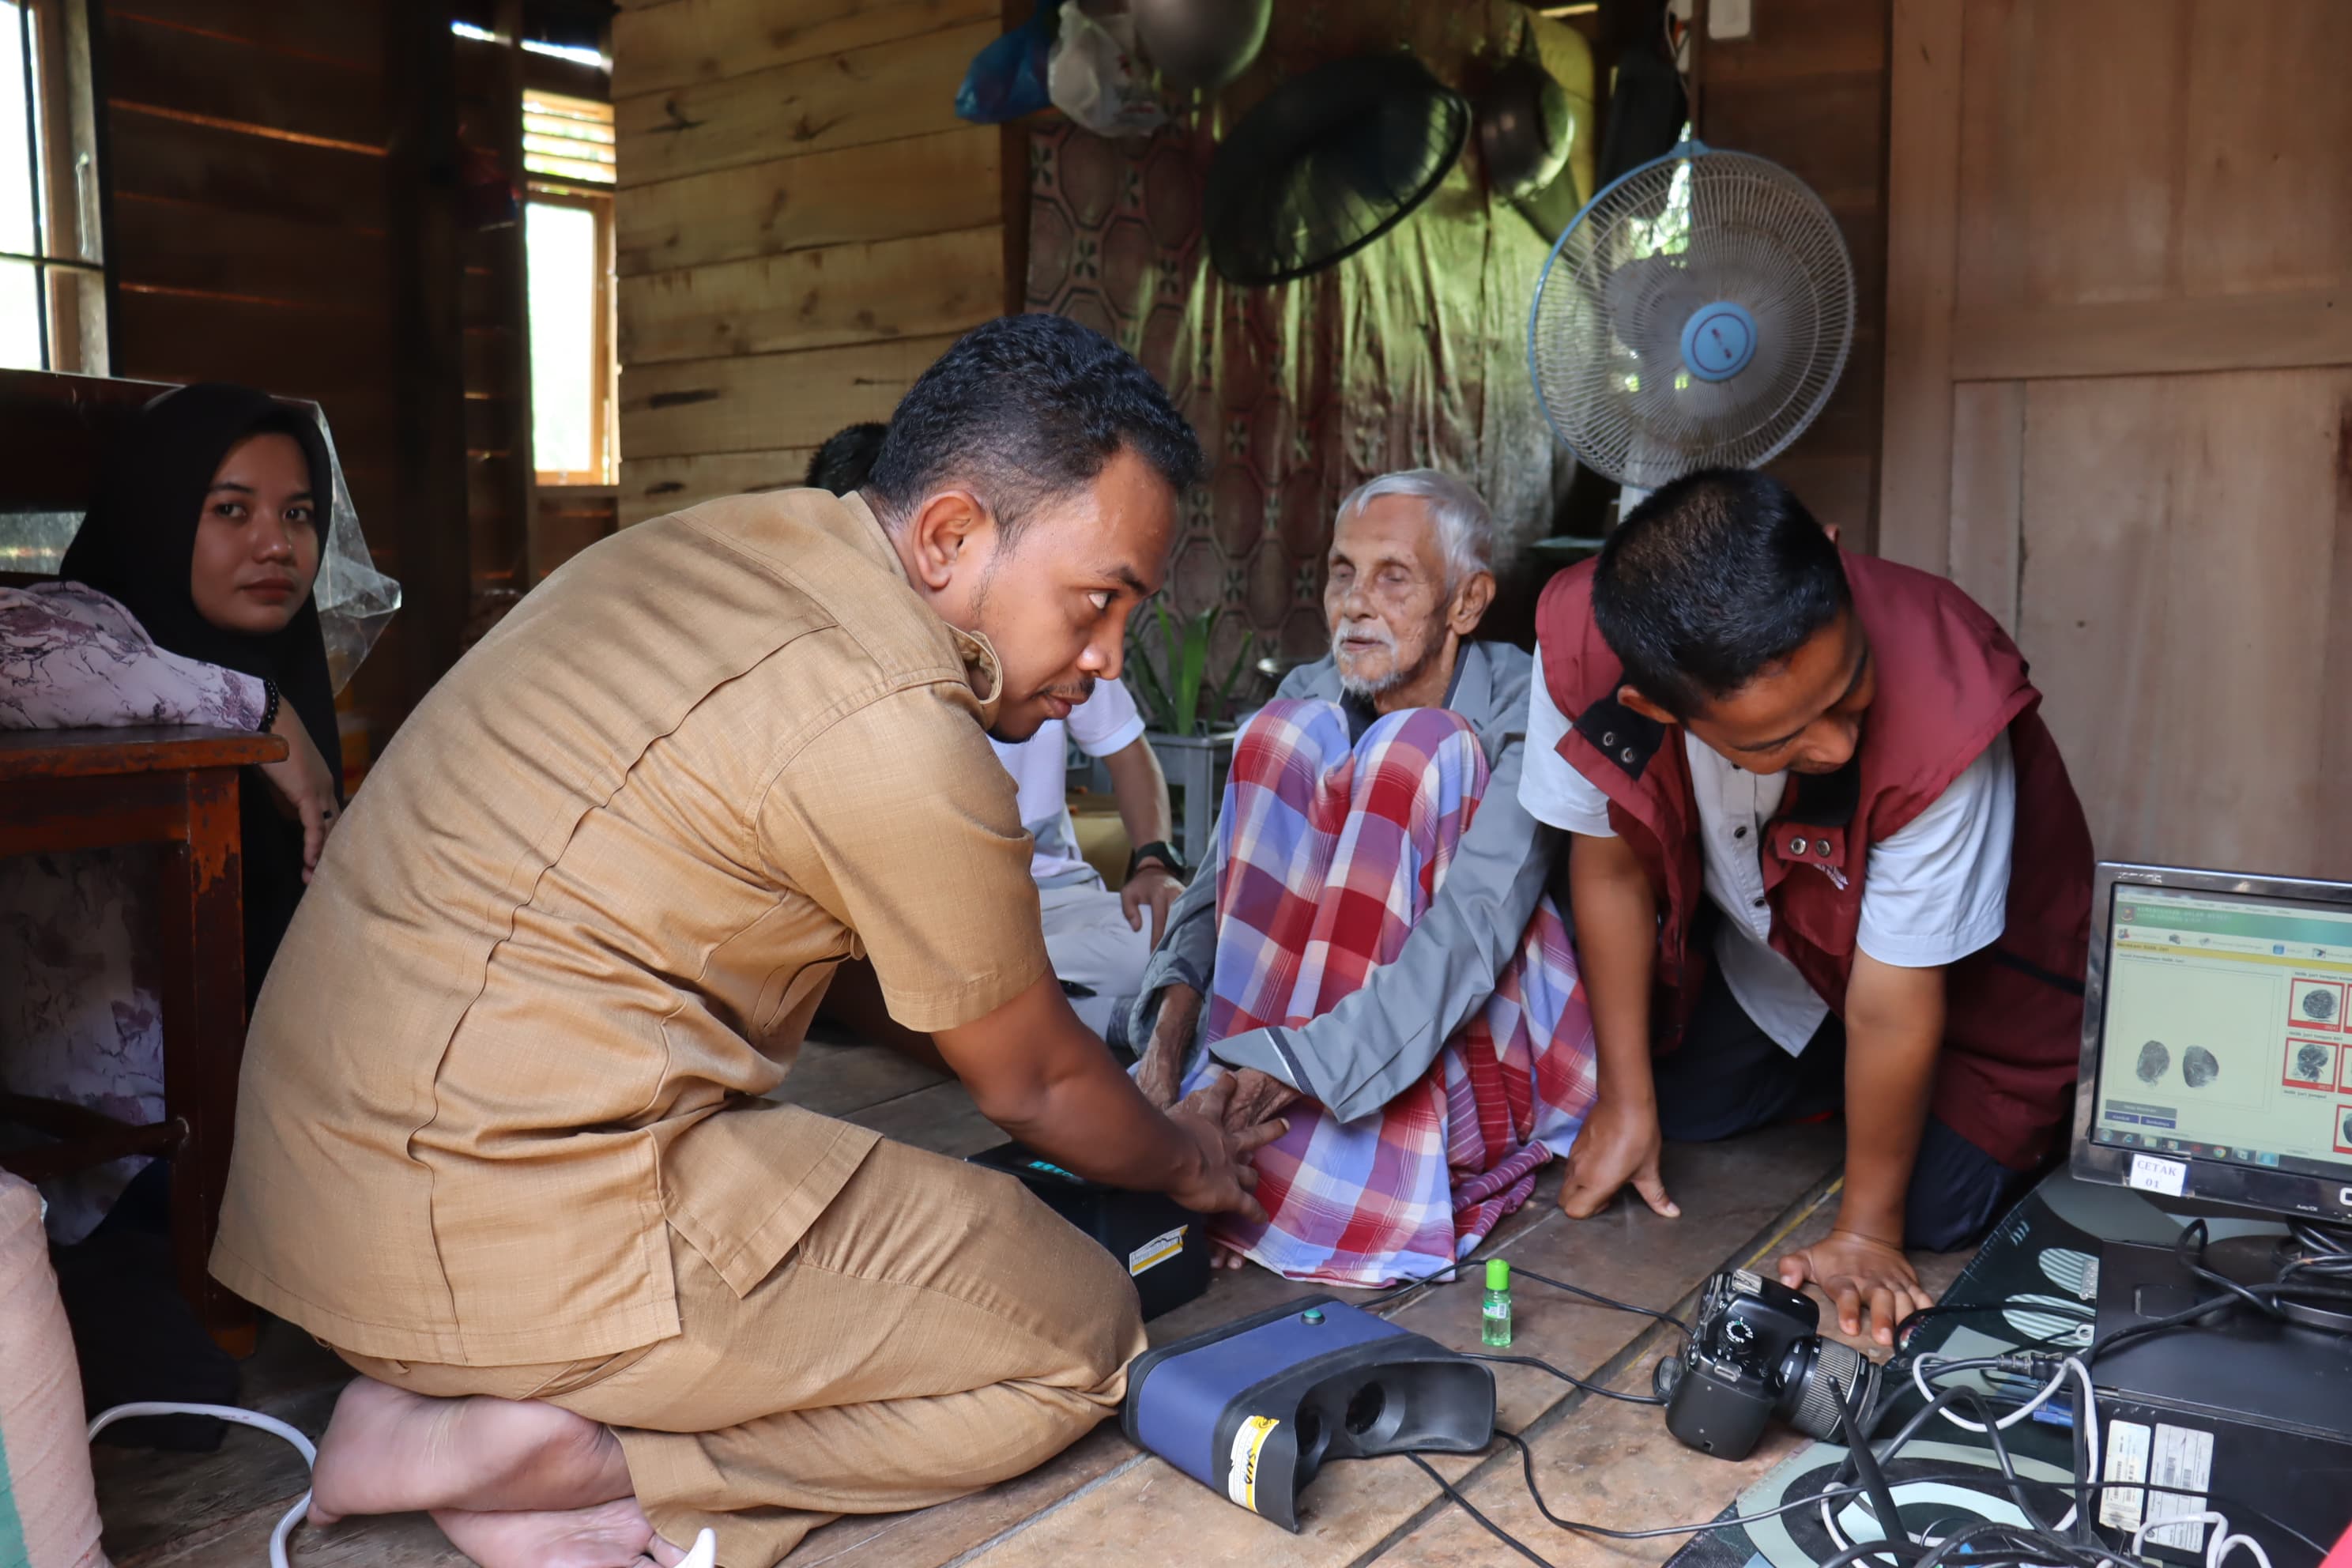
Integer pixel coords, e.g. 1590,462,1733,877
1527,144,1856,488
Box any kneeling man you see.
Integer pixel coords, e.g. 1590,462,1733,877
211,316,1273,1568
1523,469,2092,1345
1131,470,1597,1286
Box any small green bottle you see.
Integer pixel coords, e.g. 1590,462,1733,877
1481,1258,1513,1348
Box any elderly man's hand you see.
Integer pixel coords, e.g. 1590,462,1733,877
1214,1067,1298,1138
1134,983,1203,1107
1179,1066,1298,1268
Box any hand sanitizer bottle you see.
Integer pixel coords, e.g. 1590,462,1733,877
1482,1257,1513,1348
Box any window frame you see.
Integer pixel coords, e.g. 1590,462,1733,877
523,181,615,488
2,0,106,374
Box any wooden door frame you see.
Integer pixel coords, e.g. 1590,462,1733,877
1876,0,1966,575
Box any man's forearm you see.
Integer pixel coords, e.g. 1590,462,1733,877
1568,833,1662,1109
992,1048,1208,1194
940,971,1205,1193
1102,739,1174,852
1836,955,1946,1245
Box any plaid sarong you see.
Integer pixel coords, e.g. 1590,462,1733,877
1180,699,1597,1286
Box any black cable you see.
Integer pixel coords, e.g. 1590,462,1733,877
1893,1299,2093,1351
1510,1265,1694,1336
1418,1427,2326,1568
1461,1351,1669,1404
1838,1394,1909,1568
1407,1453,1559,1567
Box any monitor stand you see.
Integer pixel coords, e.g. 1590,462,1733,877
2196,1220,2352,1336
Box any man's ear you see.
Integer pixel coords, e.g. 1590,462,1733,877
1448,570,1496,635
902,488,990,591
1615,683,1680,727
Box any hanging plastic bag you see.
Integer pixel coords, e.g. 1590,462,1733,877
956,0,1057,125
1048,2,1167,137
302,405,401,693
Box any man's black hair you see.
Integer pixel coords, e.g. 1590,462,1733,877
863,314,1202,538
1591,467,1851,719
805,422,888,495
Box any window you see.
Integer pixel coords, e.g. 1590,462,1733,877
0,0,103,374
522,90,614,486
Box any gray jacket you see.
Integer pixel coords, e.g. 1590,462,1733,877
1128,640,1555,1123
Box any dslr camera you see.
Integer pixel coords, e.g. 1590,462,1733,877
1654,1268,1878,1460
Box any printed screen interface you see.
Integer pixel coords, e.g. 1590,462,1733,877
2094,884,2352,1181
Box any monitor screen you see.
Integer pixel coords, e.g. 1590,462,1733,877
2088,881,2352,1189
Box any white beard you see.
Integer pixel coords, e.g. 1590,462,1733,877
1332,620,1403,699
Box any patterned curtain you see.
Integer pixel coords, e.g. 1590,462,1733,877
1026,1,1577,703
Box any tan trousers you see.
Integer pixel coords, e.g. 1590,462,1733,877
338,1138,1148,1567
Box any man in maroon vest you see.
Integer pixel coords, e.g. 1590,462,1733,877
1521,469,2092,1344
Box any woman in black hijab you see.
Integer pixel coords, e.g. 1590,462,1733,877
58,383,345,1001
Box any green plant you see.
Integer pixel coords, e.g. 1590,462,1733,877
1126,603,1256,737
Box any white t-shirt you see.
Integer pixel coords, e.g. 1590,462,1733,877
1520,663,2016,1055
989,676,1148,889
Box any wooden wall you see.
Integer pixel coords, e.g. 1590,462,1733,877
454,21,534,644
98,0,469,748
1879,0,2352,879
1695,0,1893,551
609,0,1023,527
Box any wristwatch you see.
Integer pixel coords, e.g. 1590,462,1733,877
1126,840,1187,882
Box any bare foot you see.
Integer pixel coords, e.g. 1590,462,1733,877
430,1498,688,1568
310,1378,631,1525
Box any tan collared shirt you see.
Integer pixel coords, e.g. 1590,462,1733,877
211,490,1049,1366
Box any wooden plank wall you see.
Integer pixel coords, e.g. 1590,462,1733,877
454,24,533,645
98,0,469,748
1695,0,1893,551
609,0,1022,527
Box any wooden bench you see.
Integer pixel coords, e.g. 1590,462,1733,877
0,368,330,1354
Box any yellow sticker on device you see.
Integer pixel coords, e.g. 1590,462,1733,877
1129,1224,1188,1276
1226,1415,1280,1513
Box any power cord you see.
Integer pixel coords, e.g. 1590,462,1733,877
1463,1351,1669,1405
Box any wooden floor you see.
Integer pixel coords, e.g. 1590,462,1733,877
92,1039,1976,1568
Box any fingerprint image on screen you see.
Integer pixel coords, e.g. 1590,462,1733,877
2303,986,2339,1023
2135,1039,2170,1084
2296,1042,2331,1083
2181,1046,2219,1088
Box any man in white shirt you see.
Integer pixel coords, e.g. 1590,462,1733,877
1521,469,2093,1347
988,676,1184,1041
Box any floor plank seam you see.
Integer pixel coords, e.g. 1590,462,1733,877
1347,1173,1845,1566
931,1450,1155,1568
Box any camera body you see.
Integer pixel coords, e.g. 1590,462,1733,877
1658,1268,1875,1460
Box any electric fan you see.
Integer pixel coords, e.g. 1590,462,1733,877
1527,141,1854,492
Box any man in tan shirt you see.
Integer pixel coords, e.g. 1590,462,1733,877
211,316,1276,1568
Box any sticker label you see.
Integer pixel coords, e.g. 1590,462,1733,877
2098,1419,2150,1532
1225,1415,1280,1512
1129,1225,1188,1276
2128,1154,2188,1198
2144,1423,2215,1551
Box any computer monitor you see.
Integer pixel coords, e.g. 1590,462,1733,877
2072,861,2352,1230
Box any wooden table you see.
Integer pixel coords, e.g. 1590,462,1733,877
0,724,285,1353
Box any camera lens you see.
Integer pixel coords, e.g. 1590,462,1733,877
1782,1339,1876,1441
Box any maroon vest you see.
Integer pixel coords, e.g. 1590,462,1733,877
1536,552,2094,1170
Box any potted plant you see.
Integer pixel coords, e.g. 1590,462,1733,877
1125,604,1255,865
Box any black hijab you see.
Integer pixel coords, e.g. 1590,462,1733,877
59,383,342,1002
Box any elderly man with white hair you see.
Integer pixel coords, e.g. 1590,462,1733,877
1129,469,1597,1284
